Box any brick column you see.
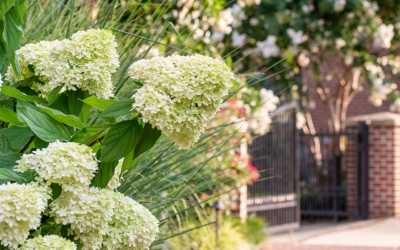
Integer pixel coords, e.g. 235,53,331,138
346,112,400,218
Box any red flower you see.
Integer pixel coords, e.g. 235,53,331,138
247,161,252,166
250,166,259,181
229,99,237,105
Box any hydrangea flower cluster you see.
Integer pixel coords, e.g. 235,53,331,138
7,29,118,99
0,183,51,249
18,235,76,250
106,160,123,190
101,193,159,250
6,41,59,95
128,54,234,149
48,29,119,99
50,188,115,250
15,141,98,195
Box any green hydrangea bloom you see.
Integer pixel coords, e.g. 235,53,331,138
127,54,234,149
18,235,76,250
0,183,51,249
101,193,159,250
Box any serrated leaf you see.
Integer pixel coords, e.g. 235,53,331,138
82,96,116,111
70,126,102,144
0,168,25,184
0,153,22,169
2,125,33,148
90,161,119,189
100,120,142,162
50,183,62,201
0,130,12,154
1,85,47,104
16,101,71,142
98,99,135,118
0,0,16,16
35,103,84,129
0,108,24,125
3,6,23,55
79,92,91,124
50,93,69,114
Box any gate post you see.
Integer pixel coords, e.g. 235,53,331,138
357,121,369,220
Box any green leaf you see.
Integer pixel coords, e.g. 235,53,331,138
100,120,142,162
90,161,119,189
134,123,161,160
50,183,62,200
81,124,111,145
79,92,91,124
1,85,47,104
0,168,25,184
2,125,33,148
0,130,12,154
10,51,21,79
98,98,135,118
68,89,85,117
0,108,24,125
3,6,23,55
0,153,22,169
34,137,48,150
48,84,64,105
0,40,6,66
82,96,116,111
70,126,102,144
35,103,84,129
50,93,69,114
0,0,16,16
17,101,71,142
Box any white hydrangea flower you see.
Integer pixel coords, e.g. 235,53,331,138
256,36,280,58
50,188,115,250
287,28,305,45
0,182,51,249
106,160,123,190
230,4,247,28
0,74,3,88
18,235,76,250
127,54,233,149
373,24,394,49
334,0,346,12
335,38,346,49
297,53,310,67
248,89,279,135
101,193,159,250
214,9,233,34
6,40,59,97
231,31,247,48
15,141,98,195
390,99,400,113
249,18,259,26
363,0,379,17
48,29,119,99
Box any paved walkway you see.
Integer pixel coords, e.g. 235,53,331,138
261,218,400,250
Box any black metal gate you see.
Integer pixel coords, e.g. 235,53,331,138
299,122,369,221
247,101,300,232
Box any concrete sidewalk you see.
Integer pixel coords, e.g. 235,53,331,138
262,218,400,250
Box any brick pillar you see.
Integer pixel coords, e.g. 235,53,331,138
346,112,400,218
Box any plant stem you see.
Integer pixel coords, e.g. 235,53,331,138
20,136,36,153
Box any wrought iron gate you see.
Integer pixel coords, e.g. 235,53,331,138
247,102,300,232
299,122,369,221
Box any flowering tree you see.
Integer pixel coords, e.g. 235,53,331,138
0,29,233,249
206,0,400,134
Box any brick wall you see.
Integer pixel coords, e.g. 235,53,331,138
302,57,394,132
346,114,400,218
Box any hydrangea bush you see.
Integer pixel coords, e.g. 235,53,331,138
0,28,233,249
